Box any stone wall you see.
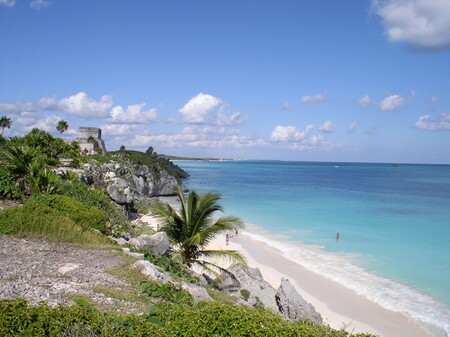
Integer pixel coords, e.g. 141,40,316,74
77,127,107,154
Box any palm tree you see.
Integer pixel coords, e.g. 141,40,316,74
0,116,12,135
56,120,69,134
151,187,247,279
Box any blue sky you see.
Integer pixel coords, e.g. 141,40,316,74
1,0,450,163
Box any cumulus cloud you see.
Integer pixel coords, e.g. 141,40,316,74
358,95,376,108
301,94,325,104
179,92,248,126
379,94,405,111
271,125,314,142
22,115,61,133
319,121,335,133
372,0,450,51
415,113,450,131
0,102,35,114
348,121,359,132
130,126,265,150
30,0,50,10
0,0,15,6
179,93,223,124
110,103,158,123
100,124,141,136
282,102,294,110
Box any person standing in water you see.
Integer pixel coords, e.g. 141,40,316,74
336,232,340,241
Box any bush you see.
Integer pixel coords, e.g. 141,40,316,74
0,200,108,246
56,180,132,236
0,298,169,337
240,289,250,302
31,194,107,233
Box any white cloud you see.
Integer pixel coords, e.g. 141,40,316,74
415,113,450,131
110,103,158,123
57,92,114,118
379,94,405,111
215,111,248,126
271,125,314,142
100,124,141,136
319,121,335,133
365,127,380,135
0,0,15,6
431,96,439,103
301,94,325,104
283,102,294,110
348,121,359,132
358,95,376,108
0,102,35,114
30,0,50,10
372,0,450,51
22,115,61,133
179,93,223,124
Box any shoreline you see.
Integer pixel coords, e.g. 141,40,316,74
141,200,438,337
208,231,433,337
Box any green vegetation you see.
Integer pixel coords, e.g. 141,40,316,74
151,187,246,279
56,119,69,134
240,288,251,301
0,298,377,337
0,115,12,135
0,200,109,246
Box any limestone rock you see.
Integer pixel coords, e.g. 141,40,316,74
226,264,278,310
181,282,213,302
132,260,173,283
128,232,170,255
275,278,323,325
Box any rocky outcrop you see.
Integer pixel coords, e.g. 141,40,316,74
275,278,323,325
133,260,174,283
216,264,322,324
181,282,213,302
128,233,170,255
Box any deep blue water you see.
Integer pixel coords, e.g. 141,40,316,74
176,160,450,335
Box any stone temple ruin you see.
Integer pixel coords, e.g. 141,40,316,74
77,127,107,154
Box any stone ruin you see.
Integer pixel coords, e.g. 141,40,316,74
77,127,107,154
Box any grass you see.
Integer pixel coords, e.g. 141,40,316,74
0,200,111,248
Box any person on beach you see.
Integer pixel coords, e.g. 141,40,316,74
336,232,340,241
226,233,229,245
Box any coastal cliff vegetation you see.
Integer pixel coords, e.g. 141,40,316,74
0,128,377,337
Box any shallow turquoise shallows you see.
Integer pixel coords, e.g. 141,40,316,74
176,160,450,336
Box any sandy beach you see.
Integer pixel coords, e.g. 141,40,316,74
139,204,433,337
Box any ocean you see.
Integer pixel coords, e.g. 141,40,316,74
175,160,450,336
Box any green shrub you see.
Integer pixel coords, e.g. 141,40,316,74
0,298,169,337
140,282,193,304
240,289,250,302
32,194,107,233
0,200,108,246
0,299,377,337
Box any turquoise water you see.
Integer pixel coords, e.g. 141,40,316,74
176,160,450,335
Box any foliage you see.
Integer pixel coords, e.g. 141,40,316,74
240,289,250,302
151,187,246,280
0,200,109,246
137,249,199,283
140,282,193,304
0,298,169,337
0,298,378,337
0,115,12,135
0,129,82,199
31,194,107,232
56,120,69,134
56,180,133,236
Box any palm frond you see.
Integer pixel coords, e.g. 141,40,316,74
199,249,247,268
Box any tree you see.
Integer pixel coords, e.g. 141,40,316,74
151,187,246,279
56,120,69,134
0,116,12,135
146,146,153,156
120,145,126,152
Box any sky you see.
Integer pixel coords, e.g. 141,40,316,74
1,0,450,164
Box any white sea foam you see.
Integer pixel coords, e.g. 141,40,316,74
242,229,450,337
